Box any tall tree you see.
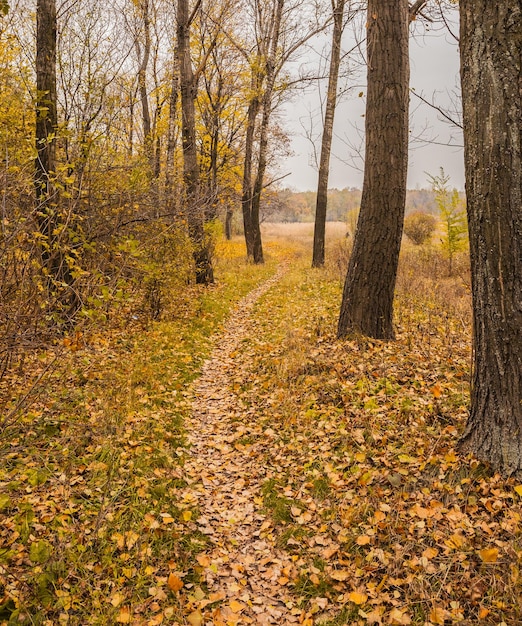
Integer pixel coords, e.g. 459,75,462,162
177,0,214,283
241,0,326,263
311,0,347,268
35,0,69,287
458,1,522,476
337,0,410,339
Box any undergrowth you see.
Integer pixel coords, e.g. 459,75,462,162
2,232,520,626
0,238,280,625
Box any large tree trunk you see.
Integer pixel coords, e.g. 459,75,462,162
458,1,522,476
35,0,57,211
177,0,213,284
35,0,68,287
312,0,345,268
337,0,409,339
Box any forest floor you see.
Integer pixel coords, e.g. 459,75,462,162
1,228,522,626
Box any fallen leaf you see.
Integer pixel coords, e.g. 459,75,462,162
186,610,203,626
167,572,184,592
429,606,448,624
356,534,371,546
347,591,368,605
116,607,132,623
478,547,499,563
388,607,412,625
229,600,245,613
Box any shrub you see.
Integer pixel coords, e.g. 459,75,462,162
403,211,437,245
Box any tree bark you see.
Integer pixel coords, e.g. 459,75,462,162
458,1,522,476
312,0,345,268
337,0,409,339
241,73,261,259
248,0,284,264
165,59,179,214
135,0,154,170
177,0,213,284
35,0,67,285
35,0,57,209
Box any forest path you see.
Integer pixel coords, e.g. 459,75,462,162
182,263,302,625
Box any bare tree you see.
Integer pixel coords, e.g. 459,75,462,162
311,0,349,268
458,1,522,476
241,0,327,263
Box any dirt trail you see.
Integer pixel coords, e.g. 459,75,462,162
183,264,303,624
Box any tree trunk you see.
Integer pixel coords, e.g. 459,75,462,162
35,0,66,284
337,0,409,339
177,0,213,284
248,0,284,264
312,0,345,268
136,0,154,170
241,76,260,259
165,60,179,214
458,1,522,476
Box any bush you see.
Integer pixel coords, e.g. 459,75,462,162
403,211,437,245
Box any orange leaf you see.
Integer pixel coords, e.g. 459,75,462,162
116,607,132,624
429,607,448,624
229,600,245,613
356,534,371,546
478,547,499,563
167,573,184,592
347,591,368,605
431,384,442,398
196,554,211,567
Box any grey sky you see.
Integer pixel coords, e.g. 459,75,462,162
281,11,464,192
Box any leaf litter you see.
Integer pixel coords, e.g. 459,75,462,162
1,242,521,625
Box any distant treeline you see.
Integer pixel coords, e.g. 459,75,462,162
262,188,437,223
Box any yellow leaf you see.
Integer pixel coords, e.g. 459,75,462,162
182,510,193,521
514,485,522,496
116,607,132,623
196,554,211,567
445,533,465,550
355,452,366,463
331,570,350,581
347,591,368,605
187,610,203,626
422,547,438,560
229,600,245,613
388,607,412,625
356,534,371,546
478,547,499,563
429,607,447,624
167,572,184,592
111,592,125,607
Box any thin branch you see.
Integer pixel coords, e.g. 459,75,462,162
410,88,463,129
